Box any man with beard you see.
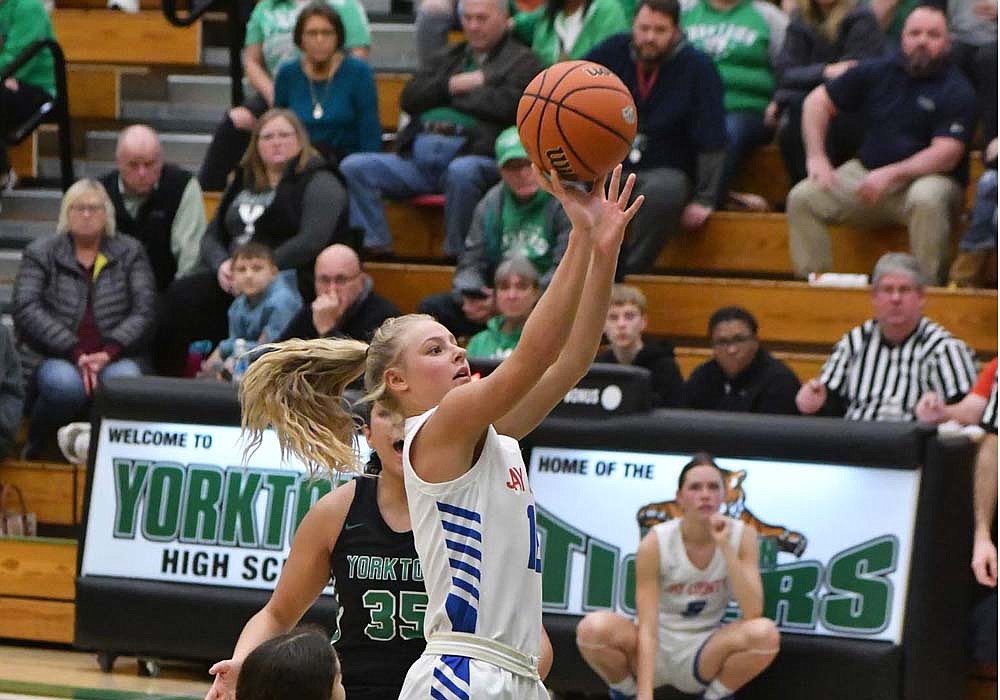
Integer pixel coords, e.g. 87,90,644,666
585,0,727,274
786,5,977,285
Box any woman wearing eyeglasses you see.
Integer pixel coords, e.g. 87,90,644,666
273,3,382,167
13,178,155,459
157,108,353,375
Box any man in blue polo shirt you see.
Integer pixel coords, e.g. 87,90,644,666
586,0,727,274
786,4,976,285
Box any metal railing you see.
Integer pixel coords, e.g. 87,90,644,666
1,39,74,191
162,0,246,106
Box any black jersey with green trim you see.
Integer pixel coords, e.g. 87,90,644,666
329,475,427,696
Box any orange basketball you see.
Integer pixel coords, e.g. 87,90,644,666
516,60,637,182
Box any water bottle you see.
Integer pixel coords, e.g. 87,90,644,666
231,338,248,384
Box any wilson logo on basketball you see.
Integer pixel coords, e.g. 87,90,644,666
583,65,612,77
545,147,575,178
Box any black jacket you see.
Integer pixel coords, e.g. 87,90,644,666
773,6,885,108
683,348,801,415
397,32,542,157
596,339,684,408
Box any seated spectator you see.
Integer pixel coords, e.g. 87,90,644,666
796,252,978,420
235,625,346,700
680,0,788,211
683,306,800,414
949,138,998,288
417,126,570,339
596,284,684,407
0,326,23,461
787,6,977,285
279,243,400,341
773,0,885,186
586,0,727,273
511,0,629,67
0,0,56,188
273,3,382,165
466,256,541,359
339,0,542,257
200,243,302,380
13,179,155,459
198,0,372,191
159,110,350,376
99,125,207,293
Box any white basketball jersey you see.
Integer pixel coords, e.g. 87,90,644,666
654,517,744,633
403,408,543,655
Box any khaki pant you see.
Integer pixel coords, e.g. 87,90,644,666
786,159,962,284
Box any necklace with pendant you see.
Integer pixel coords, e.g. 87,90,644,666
306,58,338,120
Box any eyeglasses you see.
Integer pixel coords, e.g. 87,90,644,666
317,272,361,286
69,203,104,215
259,130,298,142
711,334,753,349
303,28,337,38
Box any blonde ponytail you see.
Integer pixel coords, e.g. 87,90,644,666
240,337,369,477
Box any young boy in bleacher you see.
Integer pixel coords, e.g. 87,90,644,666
199,242,301,381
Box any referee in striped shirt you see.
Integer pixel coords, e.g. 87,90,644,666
796,252,979,421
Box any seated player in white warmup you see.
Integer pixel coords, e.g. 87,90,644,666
576,453,780,700
237,165,643,698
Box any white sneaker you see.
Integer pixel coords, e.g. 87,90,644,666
107,0,140,13
57,422,91,464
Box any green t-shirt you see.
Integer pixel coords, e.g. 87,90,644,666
513,0,629,67
680,0,786,113
0,0,56,95
466,315,523,359
490,188,557,275
245,0,372,75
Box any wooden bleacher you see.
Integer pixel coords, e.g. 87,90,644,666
50,10,201,66
365,262,998,355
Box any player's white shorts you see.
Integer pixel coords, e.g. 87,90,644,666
652,627,719,694
399,653,549,700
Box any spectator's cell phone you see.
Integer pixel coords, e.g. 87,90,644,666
461,287,490,299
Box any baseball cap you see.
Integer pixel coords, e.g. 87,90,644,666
495,126,529,167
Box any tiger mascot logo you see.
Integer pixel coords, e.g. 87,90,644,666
636,467,807,557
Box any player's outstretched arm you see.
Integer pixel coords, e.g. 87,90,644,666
496,166,642,439
204,485,353,700
426,169,625,447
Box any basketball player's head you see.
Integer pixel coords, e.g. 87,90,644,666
241,315,469,478
676,452,724,520
632,0,681,65
236,625,344,700
361,401,405,478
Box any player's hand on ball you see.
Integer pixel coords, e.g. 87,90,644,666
205,658,241,700
708,513,731,544
534,164,643,255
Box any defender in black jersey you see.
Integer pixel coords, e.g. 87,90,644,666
206,403,425,700
330,471,426,696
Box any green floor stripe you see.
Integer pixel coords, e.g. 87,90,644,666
0,680,200,700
